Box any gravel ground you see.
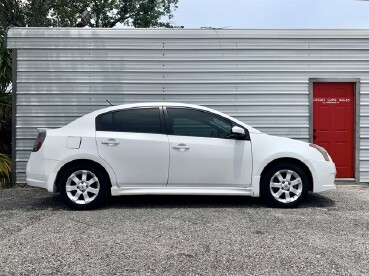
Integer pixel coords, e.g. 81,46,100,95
0,184,368,276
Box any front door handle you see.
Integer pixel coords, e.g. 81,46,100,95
101,138,120,146
172,143,190,151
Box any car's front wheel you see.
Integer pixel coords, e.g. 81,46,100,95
261,162,309,208
59,164,110,210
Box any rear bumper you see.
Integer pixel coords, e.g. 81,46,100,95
305,159,336,193
26,152,59,193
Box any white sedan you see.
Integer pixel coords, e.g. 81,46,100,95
26,102,336,209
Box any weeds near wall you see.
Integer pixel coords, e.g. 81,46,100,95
0,153,11,187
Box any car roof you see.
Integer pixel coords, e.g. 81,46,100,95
96,102,215,113
89,102,234,121
66,102,261,134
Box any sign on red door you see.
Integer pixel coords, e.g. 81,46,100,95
313,82,354,178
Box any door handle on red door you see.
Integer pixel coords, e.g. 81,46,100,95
101,138,120,146
172,143,190,151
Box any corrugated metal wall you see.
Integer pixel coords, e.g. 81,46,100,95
7,28,369,183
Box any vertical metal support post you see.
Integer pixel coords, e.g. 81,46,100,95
308,80,314,143
355,81,361,183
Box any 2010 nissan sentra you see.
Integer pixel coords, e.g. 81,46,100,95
26,102,336,209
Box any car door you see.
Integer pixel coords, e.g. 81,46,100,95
165,107,252,187
95,107,169,187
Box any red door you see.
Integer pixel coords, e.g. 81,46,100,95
313,83,354,178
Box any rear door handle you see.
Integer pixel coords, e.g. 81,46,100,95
172,143,190,151
101,138,120,146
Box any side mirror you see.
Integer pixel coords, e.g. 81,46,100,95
232,126,245,136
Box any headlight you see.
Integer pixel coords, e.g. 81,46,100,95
309,143,330,161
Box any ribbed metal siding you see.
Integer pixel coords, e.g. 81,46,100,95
7,28,369,183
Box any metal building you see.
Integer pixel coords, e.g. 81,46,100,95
6,28,368,184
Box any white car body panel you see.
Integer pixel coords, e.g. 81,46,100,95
26,102,336,197
96,131,169,186
27,128,118,192
250,133,336,193
111,187,254,196
167,135,252,187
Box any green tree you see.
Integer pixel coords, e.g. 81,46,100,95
0,0,26,31
0,19,13,186
47,0,178,28
1,0,178,29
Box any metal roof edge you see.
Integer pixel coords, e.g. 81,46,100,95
7,27,369,41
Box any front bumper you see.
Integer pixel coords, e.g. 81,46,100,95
305,159,336,193
26,152,59,193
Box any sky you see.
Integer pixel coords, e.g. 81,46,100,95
172,0,369,29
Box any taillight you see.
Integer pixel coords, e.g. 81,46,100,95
32,131,46,152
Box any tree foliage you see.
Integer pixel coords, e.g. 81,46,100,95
0,38,12,155
0,25,12,187
0,1,26,33
1,0,178,30
56,0,178,28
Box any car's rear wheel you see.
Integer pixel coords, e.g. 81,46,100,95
60,164,110,210
261,162,309,208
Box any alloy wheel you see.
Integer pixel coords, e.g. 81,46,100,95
269,169,303,204
65,170,100,205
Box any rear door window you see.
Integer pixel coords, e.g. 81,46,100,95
96,108,162,134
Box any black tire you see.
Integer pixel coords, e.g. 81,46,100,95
59,163,110,210
261,162,309,208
